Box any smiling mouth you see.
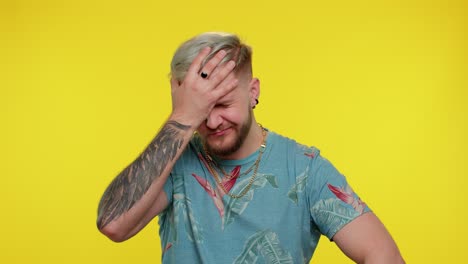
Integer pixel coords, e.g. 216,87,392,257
209,127,231,137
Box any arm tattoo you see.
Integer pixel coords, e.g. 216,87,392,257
97,120,190,229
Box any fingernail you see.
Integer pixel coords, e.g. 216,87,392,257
228,60,236,68
218,50,227,56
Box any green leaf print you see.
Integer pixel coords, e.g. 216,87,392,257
167,174,204,244
159,206,175,243
232,230,265,264
183,197,204,243
223,174,278,229
169,202,178,242
265,174,279,188
161,193,183,244
310,198,360,236
287,165,310,205
233,230,293,264
260,231,294,264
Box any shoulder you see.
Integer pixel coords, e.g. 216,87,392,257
267,130,348,193
267,129,321,164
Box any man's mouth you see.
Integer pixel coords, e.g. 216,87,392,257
209,127,231,137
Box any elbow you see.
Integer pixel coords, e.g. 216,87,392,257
98,222,129,243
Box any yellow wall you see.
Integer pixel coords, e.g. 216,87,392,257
1,0,466,263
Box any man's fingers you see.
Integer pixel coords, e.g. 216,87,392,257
210,60,236,88
208,62,223,81
198,49,227,78
213,74,238,99
186,47,211,80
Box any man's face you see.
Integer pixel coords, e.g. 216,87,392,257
196,73,256,158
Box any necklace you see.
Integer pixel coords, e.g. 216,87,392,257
209,151,258,179
202,124,267,199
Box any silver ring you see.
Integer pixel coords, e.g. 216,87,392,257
200,72,208,79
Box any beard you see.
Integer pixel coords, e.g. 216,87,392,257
203,108,253,157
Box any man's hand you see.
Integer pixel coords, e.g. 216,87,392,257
170,47,239,127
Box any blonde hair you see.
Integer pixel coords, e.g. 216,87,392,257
170,32,252,82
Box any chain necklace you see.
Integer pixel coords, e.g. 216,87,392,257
202,125,267,199
208,150,258,179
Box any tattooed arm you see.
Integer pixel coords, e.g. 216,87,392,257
97,47,239,242
97,119,194,241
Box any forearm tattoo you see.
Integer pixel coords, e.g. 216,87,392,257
97,120,190,229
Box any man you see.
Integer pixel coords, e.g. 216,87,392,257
97,32,405,263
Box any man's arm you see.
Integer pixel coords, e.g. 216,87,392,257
96,46,239,242
96,120,194,242
333,212,405,264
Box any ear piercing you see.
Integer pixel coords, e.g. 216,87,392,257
253,99,259,109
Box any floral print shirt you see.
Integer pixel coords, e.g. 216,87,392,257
158,129,370,263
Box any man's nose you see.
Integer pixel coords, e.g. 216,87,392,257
205,109,223,129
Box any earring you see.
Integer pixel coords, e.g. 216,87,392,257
252,98,259,109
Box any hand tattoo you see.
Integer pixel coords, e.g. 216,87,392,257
97,121,190,229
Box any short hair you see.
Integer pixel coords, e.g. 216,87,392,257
170,32,252,82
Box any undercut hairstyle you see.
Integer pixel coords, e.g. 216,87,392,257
170,32,252,83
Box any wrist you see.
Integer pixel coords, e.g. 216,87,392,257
168,112,200,131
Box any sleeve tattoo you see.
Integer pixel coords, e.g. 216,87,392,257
97,120,190,229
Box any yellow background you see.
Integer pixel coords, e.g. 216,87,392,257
1,0,466,263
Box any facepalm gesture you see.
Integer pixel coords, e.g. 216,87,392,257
170,47,239,127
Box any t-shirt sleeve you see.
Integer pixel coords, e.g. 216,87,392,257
306,148,371,240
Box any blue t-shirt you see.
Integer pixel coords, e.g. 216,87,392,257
159,129,370,263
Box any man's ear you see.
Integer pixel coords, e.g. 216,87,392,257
249,78,260,108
